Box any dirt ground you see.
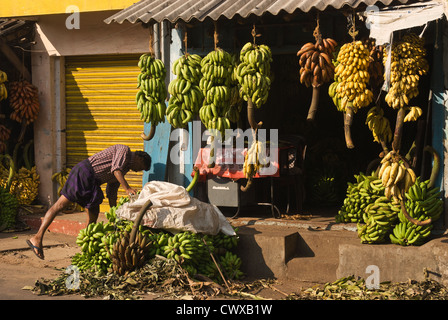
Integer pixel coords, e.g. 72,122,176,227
0,229,318,301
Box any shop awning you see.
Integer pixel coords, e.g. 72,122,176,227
104,0,431,25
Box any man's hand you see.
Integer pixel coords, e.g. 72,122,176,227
125,187,138,197
113,170,138,198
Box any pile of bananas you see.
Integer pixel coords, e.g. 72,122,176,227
166,54,203,128
297,37,337,87
377,150,417,202
331,41,374,112
243,140,269,180
136,53,167,126
234,42,272,108
199,49,234,138
74,200,243,282
357,196,400,243
383,33,428,110
0,186,18,229
9,80,40,125
51,168,71,197
0,166,40,206
336,173,385,223
390,177,442,246
365,105,393,144
0,70,7,101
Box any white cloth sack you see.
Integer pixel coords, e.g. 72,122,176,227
115,181,236,236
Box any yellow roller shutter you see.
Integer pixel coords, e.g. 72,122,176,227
65,54,144,212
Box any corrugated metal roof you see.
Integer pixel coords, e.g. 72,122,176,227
104,0,430,24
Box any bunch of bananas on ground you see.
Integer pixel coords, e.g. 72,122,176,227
403,177,444,222
166,54,203,128
332,41,374,112
0,70,7,101
243,140,269,180
297,37,337,87
110,229,151,275
383,33,428,110
365,105,393,144
336,173,385,223
389,221,432,246
51,168,71,197
136,53,167,126
199,49,233,138
377,150,417,202
0,186,18,230
235,42,272,108
357,195,400,243
1,166,40,206
9,80,40,124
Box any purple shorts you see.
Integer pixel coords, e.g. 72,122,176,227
60,159,104,209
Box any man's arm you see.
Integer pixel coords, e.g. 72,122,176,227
106,181,119,207
113,169,137,197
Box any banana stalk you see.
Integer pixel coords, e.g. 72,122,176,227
129,199,153,245
399,194,432,227
423,145,440,189
186,167,199,192
344,106,355,149
141,123,156,141
392,107,406,152
307,87,320,122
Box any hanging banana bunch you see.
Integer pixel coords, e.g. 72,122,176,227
0,70,8,102
226,54,244,124
382,32,428,152
166,53,203,128
198,48,234,139
365,105,393,145
297,18,337,121
0,125,11,154
235,41,272,109
51,168,71,197
242,139,269,180
136,53,167,127
9,80,40,125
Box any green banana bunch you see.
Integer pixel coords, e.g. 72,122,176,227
167,54,204,128
161,231,209,264
218,251,244,280
308,168,341,205
0,70,7,102
235,42,272,108
336,173,385,223
357,196,400,243
403,177,443,221
199,48,233,139
390,221,433,246
136,53,167,126
226,54,244,123
0,186,18,230
365,105,393,144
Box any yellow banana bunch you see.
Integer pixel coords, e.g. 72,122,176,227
166,54,204,128
0,165,40,206
383,33,428,109
199,48,233,138
51,168,71,197
365,106,393,143
377,150,416,202
243,140,269,179
136,53,167,126
332,40,374,112
234,42,272,108
0,70,7,102
403,106,423,122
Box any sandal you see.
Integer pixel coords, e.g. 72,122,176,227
26,240,45,260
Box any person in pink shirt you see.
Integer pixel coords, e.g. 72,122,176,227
26,144,151,260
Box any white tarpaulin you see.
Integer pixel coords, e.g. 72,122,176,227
366,1,445,45
115,181,236,236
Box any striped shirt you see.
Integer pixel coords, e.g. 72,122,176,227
88,144,135,200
